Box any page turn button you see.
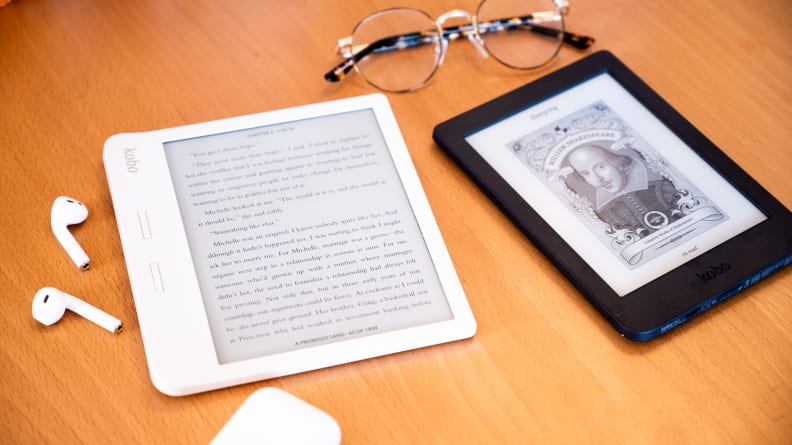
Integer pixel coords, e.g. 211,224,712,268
138,210,153,239
149,262,165,294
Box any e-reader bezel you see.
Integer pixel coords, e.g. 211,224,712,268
103,94,476,396
433,50,792,341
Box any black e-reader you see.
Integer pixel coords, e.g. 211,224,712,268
433,51,792,341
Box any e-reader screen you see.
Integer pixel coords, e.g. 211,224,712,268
164,109,453,364
464,72,767,296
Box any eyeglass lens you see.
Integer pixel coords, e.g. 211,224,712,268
477,0,564,69
348,0,565,92
351,9,442,93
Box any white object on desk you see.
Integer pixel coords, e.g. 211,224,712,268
103,93,476,396
211,388,341,445
51,196,90,270
32,287,123,333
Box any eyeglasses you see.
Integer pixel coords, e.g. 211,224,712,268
324,0,595,92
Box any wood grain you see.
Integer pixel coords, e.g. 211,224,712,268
1,0,790,443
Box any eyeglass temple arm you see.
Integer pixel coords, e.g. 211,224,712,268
449,18,594,50
324,15,595,82
324,32,431,83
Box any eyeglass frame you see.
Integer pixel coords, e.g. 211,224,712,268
324,0,595,92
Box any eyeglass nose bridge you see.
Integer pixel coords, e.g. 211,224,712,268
436,9,489,64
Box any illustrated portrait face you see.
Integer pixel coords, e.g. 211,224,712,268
567,144,631,194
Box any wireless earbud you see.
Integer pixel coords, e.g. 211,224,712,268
51,196,90,270
32,287,123,333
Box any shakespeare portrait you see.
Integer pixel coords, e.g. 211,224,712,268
508,102,725,266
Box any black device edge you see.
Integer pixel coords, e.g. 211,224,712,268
433,50,792,341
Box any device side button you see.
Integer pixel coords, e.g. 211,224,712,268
149,262,165,294
138,210,153,239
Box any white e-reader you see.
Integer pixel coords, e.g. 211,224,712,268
103,94,476,396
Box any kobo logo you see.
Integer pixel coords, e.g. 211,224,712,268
123,148,139,173
697,262,732,282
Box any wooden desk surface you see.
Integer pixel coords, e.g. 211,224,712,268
1,0,790,443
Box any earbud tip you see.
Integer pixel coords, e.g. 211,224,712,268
32,287,65,326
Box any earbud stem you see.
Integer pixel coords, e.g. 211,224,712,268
52,226,90,270
65,293,123,333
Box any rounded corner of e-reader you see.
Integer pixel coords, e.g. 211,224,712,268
104,95,477,394
432,51,792,341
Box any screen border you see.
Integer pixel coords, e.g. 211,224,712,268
104,93,477,395
463,73,767,296
161,107,458,364
433,51,792,341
